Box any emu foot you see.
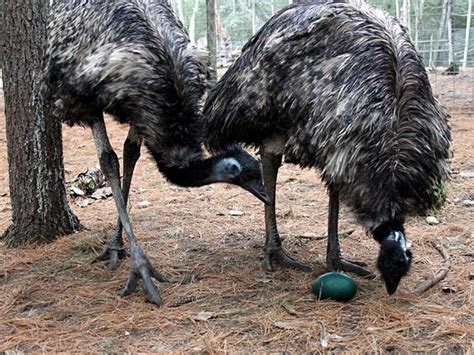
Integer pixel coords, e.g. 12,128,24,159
93,246,130,271
327,257,374,278
118,248,169,306
263,246,312,272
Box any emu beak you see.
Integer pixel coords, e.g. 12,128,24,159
241,180,271,205
385,280,399,295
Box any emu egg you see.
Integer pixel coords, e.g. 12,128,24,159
311,272,357,301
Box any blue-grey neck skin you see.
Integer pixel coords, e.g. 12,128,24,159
211,157,242,183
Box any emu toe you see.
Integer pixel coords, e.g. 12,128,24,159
118,249,169,306
93,246,130,271
327,257,374,278
263,247,313,272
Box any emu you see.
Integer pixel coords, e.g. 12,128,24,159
45,0,270,305
204,1,451,294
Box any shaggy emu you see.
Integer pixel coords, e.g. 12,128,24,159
204,1,451,294
45,0,270,305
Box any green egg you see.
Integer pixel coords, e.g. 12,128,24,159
311,272,357,302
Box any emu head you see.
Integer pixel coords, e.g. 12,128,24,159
213,147,270,205
376,231,412,295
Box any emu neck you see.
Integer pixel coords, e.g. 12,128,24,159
165,156,227,187
147,144,229,187
372,221,405,244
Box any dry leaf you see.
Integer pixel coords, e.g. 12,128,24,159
91,187,113,200
137,201,151,209
229,209,244,216
193,311,215,321
281,300,298,316
71,187,85,196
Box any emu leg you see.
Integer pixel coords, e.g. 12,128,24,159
261,150,312,272
326,187,373,277
91,120,167,306
94,126,142,270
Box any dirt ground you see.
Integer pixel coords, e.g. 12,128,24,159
0,70,473,352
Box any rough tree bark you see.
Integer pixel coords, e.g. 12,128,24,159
207,0,217,84
1,0,81,247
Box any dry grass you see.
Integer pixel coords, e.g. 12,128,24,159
0,72,473,352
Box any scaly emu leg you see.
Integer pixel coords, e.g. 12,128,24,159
94,126,142,270
91,119,168,306
326,186,372,277
261,149,312,272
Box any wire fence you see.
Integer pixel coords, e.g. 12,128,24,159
1,0,471,113
170,0,473,113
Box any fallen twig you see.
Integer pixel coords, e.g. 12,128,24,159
415,241,451,295
295,235,327,241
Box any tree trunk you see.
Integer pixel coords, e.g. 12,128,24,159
251,0,256,35
463,0,472,67
413,0,425,49
401,0,411,29
1,0,81,247
189,0,200,43
207,0,217,84
447,0,453,64
433,0,449,66
176,0,185,24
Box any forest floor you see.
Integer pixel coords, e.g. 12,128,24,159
0,70,473,352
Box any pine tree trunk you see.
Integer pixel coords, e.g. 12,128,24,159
433,0,449,66
176,0,185,24
401,0,411,29
207,0,217,84
251,0,256,34
447,0,453,64
414,0,425,50
189,0,200,43
1,0,81,247
462,0,472,67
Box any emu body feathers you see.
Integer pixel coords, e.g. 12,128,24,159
45,0,208,173
205,2,451,229
44,0,268,305
204,1,451,293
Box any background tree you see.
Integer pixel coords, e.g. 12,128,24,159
462,0,472,67
1,0,81,247
207,0,218,83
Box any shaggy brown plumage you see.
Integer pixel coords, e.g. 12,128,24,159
44,0,269,305
204,0,451,294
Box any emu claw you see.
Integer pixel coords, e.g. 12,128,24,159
327,257,374,278
93,246,130,271
118,249,168,306
263,247,313,272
